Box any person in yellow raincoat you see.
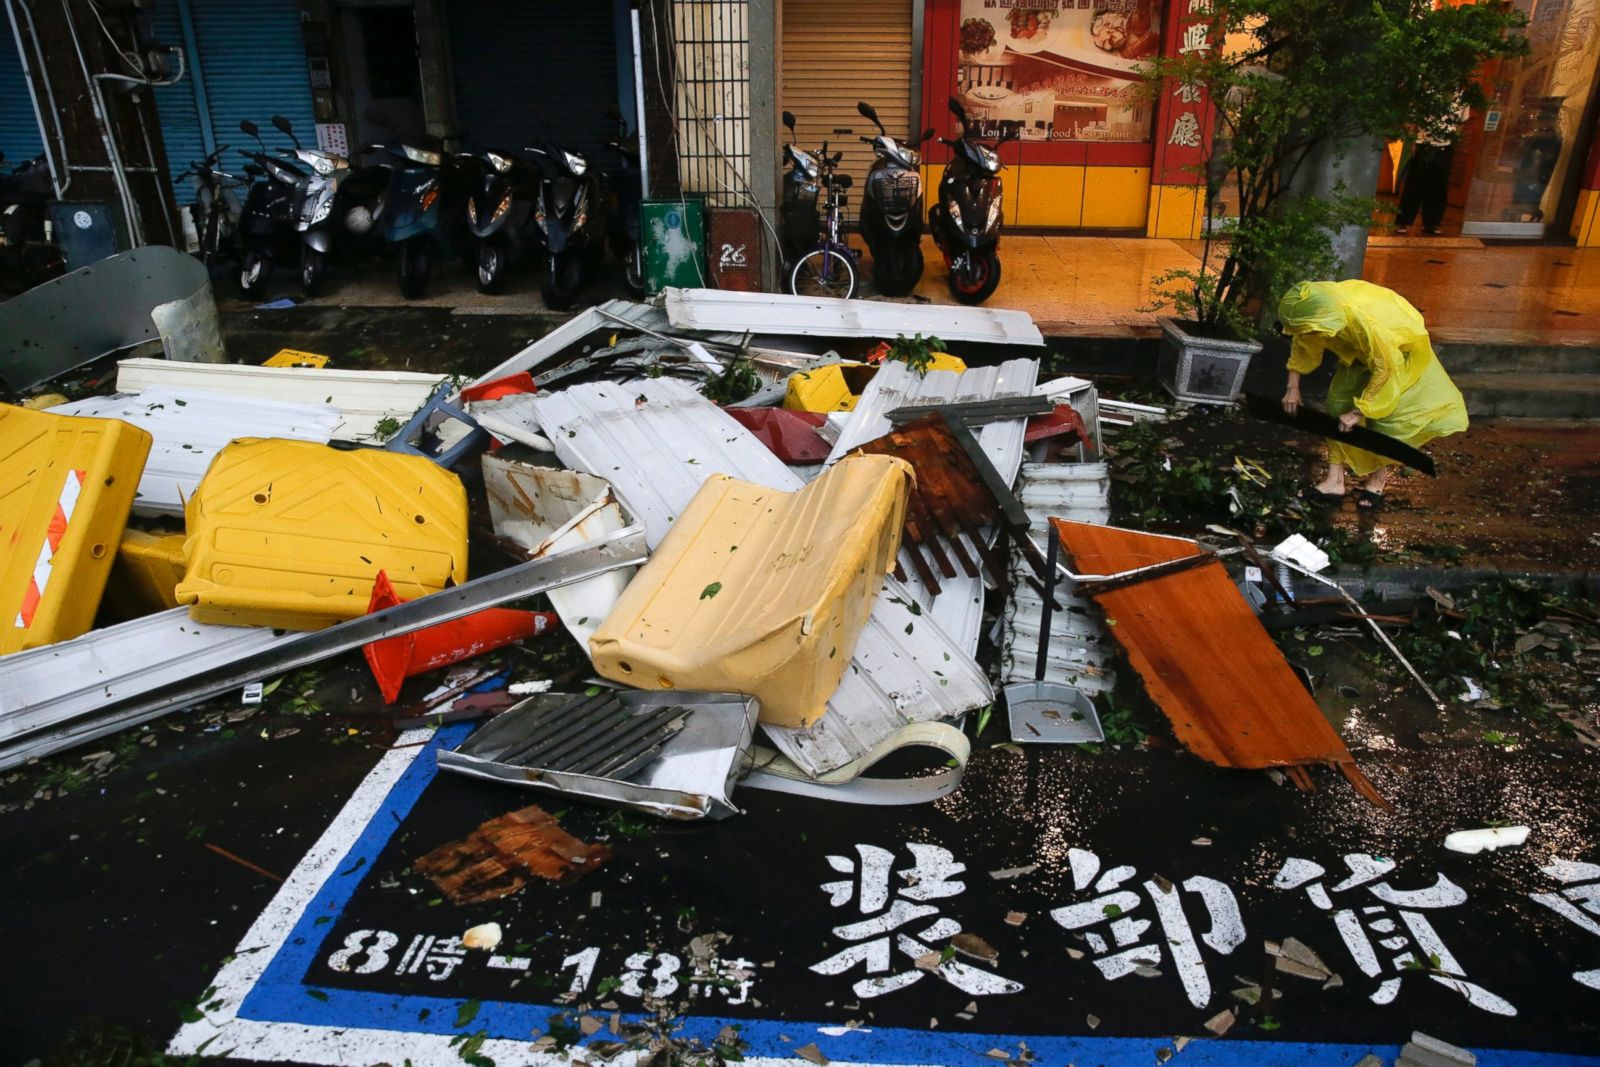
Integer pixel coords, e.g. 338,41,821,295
1278,279,1469,509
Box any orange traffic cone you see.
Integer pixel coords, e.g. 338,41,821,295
363,570,557,704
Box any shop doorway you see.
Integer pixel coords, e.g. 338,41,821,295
339,3,426,149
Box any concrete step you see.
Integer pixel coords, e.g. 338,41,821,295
1454,371,1600,418
1438,342,1600,375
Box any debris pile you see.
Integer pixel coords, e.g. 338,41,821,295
3,286,1390,820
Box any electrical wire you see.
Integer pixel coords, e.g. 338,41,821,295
84,0,146,77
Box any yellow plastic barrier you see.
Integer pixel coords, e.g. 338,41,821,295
107,527,188,616
176,438,468,630
589,453,912,728
262,349,330,368
0,404,152,655
782,353,966,412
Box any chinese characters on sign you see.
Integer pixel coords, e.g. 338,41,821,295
1164,0,1210,155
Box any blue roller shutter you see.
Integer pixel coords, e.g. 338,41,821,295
1,32,44,166
447,0,617,160
151,0,316,197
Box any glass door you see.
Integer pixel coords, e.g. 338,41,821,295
1461,0,1600,236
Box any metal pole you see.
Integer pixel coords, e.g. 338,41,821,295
5,0,66,197
632,7,651,198
60,0,142,245
175,0,215,158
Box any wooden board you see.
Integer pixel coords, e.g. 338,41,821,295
1051,519,1385,806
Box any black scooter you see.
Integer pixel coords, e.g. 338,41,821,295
857,101,934,297
778,109,822,269
0,151,63,294
603,107,646,297
235,118,309,296
462,146,541,294
929,96,1015,306
527,143,608,310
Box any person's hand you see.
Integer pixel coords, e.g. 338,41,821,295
1338,410,1363,433
1281,384,1301,414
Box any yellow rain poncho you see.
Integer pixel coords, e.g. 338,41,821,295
1278,279,1468,476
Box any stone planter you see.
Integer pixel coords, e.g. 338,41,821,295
1157,317,1262,405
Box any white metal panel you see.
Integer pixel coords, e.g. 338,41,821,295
0,608,294,768
664,287,1046,346
481,377,992,778
114,358,446,443
1001,463,1117,695
54,387,341,517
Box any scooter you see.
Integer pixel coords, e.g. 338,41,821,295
526,143,608,310
929,96,1015,306
778,109,822,269
0,151,64,294
268,115,350,296
175,144,246,270
856,100,934,297
606,126,646,297
235,119,310,296
462,145,541,294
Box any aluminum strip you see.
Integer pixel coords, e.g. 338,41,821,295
115,358,446,444
489,378,991,778
1,529,649,773
664,287,1046,346
1001,462,1117,694
54,387,341,517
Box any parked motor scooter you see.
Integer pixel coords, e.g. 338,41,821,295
235,118,310,297
928,96,1016,306
266,115,351,296
358,112,468,299
604,108,646,297
462,146,541,294
0,151,64,294
778,109,822,269
856,101,934,297
526,143,608,310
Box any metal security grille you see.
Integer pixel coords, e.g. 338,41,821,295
664,0,750,208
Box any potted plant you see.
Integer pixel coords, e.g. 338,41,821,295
1143,0,1525,403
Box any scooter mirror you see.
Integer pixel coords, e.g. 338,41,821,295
948,96,967,125
271,115,293,136
856,101,884,134
921,128,937,143
782,110,796,134
239,119,259,137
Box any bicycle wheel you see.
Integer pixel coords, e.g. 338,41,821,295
789,248,857,299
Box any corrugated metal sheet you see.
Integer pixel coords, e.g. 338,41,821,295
1053,519,1386,804
0,607,293,769
190,0,315,159
115,358,445,443
664,287,1047,346
149,0,206,198
1001,463,1116,694
1,28,43,164
824,358,1038,655
53,387,341,517
447,0,618,161
483,377,991,778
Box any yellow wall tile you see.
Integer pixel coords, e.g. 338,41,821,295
1015,165,1085,228
1146,184,1205,239
1081,167,1151,229
1573,189,1600,247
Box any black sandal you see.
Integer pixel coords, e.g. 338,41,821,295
1302,487,1345,504
1355,489,1384,511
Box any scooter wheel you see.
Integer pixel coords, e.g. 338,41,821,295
948,250,1001,305
300,247,326,297
240,250,272,296
624,243,647,297
873,244,925,297
541,251,584,310
477,236,508,295
399,238,432,300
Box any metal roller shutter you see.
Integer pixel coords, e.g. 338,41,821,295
447,0,618,160
150,0,315,196
781,0,914,197
1,32,44,165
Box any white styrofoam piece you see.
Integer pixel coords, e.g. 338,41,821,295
1002,463,1117,694
664,286,1046,346
54,387,341,517
0,608,295,768
486,377,992,778
1443,826,1530,854
114,357,446,443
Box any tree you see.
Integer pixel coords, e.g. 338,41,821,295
1145,0,1528,339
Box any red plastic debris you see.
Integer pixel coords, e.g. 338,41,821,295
461,371,538,403
1024,403,1089,446
727,407,833,463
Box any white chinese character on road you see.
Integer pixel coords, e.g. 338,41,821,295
1275,854,1515,1015
1048,847,1244,1009
1529,858,1600,991
1169,112,1202,148
810,843,1023,999
393,934,467,981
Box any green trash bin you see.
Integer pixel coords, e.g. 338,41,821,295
641,196,707,293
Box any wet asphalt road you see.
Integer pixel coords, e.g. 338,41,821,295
3,666,1599,1064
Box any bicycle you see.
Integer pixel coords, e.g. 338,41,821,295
786,128,860,299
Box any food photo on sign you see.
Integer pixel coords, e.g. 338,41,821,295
957,0,1159,142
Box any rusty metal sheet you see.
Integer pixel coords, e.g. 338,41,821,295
414,804,611,904
1050,519,1386,805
